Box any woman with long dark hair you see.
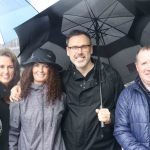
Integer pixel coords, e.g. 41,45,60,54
9,48,66,150
0,49,20,150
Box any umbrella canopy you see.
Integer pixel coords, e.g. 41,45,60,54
0,0,36,44
15,0,81,62
62,0,134,46
118,0,150,15
0,0,59,45
14,0,150,83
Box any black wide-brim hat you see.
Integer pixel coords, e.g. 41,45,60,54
22,48,63,71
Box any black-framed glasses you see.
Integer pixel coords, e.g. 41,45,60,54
68,44,91,51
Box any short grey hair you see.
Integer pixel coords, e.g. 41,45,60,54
66,30,92,46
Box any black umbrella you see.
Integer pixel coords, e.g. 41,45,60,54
62,0,134,46
15,0,137,60
15,0,150,61
15,0,150,58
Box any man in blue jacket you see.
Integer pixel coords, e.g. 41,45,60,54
114,46,150,150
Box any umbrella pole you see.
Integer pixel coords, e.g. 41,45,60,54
95,25,104,128
97,54,104,128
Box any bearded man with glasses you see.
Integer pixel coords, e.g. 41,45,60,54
61,30,124,150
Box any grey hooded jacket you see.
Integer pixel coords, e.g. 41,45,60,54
9,83,66,150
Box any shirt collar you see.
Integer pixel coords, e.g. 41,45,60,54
72,66,95,81
136,76,150,93
70,59,96,81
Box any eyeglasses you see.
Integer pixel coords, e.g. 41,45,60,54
68,44,91,51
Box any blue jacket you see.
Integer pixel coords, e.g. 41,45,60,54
114,79,150,150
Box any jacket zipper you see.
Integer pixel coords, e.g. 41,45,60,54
42,97,44,150
51,107,54,127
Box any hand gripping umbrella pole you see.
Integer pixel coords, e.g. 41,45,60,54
93,19,105,129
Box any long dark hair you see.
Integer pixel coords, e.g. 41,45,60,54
20,63,62,103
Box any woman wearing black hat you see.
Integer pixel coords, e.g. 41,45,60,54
9,48,66,150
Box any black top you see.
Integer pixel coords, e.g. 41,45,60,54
61,61,124,150
0,83,9,150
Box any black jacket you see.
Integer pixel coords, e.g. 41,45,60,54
61,61,124,150
0,82,9,150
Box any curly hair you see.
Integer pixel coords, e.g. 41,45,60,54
20,63,62,104
0,48,20,89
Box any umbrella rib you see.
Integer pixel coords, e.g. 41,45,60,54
98,18,134,30
84,0,96,19
24,0,39,13
97,2,119,45
81,28,121,42
97,18,134,35
98,1,118,30
63,17,96,32
64,19,94,30
0,30,5,45
107,19,133,30
97,0,117,18
101,32,123,38
64,14,133,19
98,15,134,19
83,0,104,45
64,14,93,20
84,0,106,41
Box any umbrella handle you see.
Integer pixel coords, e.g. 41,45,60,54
99,105,104,139
100,105,105,128
101,121,104,128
